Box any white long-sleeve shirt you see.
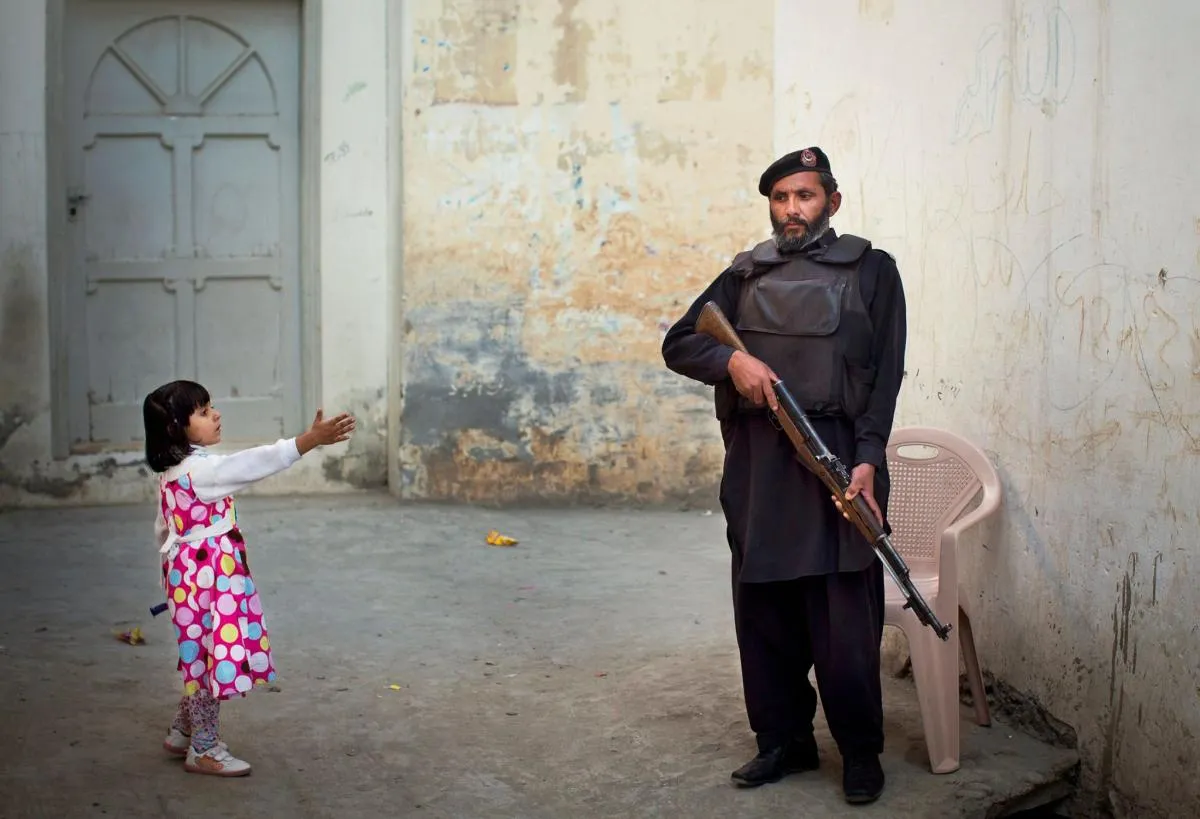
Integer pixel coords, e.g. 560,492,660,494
166,438,302,504
154,438,302,548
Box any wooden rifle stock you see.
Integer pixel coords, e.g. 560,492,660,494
695,300,951,641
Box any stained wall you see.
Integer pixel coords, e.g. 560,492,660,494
396,0,774,504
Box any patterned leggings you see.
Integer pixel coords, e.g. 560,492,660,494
171,690,221,752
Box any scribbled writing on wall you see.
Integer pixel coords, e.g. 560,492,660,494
952,3,1076,141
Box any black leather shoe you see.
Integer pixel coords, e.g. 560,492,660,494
731,735,820,788
842,752,885,804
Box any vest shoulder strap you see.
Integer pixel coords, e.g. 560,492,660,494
819,233,872,264
732,239,791,279
729,248,759,278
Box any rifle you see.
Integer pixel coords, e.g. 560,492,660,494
695,300,952,641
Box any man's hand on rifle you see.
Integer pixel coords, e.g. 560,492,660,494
832,463,883,525
727,350,780,412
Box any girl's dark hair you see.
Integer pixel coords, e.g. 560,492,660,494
142,380,211,472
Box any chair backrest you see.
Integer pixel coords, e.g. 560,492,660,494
884,426,1003,570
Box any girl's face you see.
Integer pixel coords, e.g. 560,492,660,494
185,402,222,447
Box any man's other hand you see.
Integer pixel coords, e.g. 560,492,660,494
833,463,883,525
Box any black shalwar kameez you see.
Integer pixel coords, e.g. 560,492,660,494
661,228,908,757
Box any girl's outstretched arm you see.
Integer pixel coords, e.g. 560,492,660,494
187,409,355,503
188,438,303,503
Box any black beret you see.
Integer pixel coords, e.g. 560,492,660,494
758,147,833,196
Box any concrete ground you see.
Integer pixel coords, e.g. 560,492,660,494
0,493,1077,819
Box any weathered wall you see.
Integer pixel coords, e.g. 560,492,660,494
312,0,395,491
774,1,1199,815
0,0,52,493
0,0,395,506
396,0,774,504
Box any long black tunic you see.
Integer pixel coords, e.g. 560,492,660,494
661,230,908,582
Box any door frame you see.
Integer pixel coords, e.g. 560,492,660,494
44,0,323,458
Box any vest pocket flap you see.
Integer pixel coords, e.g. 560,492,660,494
737,278,846,336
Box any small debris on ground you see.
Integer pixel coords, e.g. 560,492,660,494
114,627,144,645
486,529,518,547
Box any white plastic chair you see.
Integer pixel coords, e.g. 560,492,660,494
883,426,1003,774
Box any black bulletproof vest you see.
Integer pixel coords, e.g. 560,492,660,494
730,233,876,418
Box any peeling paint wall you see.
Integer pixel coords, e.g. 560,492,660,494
774,1,1199,815
398,0,774,503
0,0,395,506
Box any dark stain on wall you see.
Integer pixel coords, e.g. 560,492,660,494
401,301,582,456
397,300,724,507
321,388,388,489
0,408,29,451
0,242,46,450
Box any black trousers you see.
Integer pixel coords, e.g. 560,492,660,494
731,554,886,757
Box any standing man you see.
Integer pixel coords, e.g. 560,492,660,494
661,147,906,805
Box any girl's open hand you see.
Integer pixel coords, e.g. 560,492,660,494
297,409,356,454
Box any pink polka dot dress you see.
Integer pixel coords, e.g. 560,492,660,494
154,441,301,700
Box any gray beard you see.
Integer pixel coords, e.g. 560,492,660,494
772,209,831,255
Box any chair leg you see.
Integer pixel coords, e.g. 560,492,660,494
906,619,961,774
958,606,990,727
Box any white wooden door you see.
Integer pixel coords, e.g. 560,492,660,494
64,0,302,448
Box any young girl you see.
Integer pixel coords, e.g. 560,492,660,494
143,379,355,777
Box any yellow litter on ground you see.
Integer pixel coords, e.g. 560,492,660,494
486,529,518,547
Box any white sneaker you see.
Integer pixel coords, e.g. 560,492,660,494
164,728,227,757
163,727,191,756
184,743,251,777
